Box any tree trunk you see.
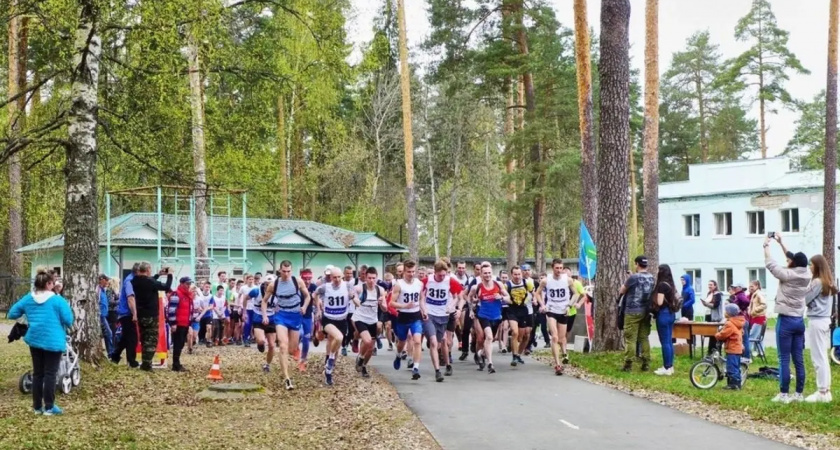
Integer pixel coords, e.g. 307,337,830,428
286,85,298,216
425,93,439,259
187,38,209,281
64,1,103,363
758,12,767,159
397,0,418,262
505,79,518,268
825,0,839,274
513,0,545,273
574,0,598,241
630,144,639,258
277,94,289,218
447,130,460,257
642,0,660,271
485,140,491,238
594,0,631,352
696,73,708,162
7,2,24,278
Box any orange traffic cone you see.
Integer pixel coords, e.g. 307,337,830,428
207,354,223,381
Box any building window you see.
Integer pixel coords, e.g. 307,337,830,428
781,208,800,233
747,268,767,289
685,269,702,292
716,268,733,290
53,267,62,277
684,214,700,237
746,211,765,235
714,212,732,236
232,267,244,277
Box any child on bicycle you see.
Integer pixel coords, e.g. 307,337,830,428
715,304,745,390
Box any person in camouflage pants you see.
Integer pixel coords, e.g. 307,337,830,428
130,262,173,371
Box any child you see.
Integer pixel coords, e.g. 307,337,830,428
715,304,745,390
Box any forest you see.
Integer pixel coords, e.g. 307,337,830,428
1,0,837,355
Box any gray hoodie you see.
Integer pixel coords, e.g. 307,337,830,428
805,279,833,318
765,256,810,317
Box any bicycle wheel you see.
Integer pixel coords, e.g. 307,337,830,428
739,363,749,388
831,346,840,366
690,360,720,389
19,371,33,394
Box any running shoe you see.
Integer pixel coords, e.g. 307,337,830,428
459,351,469,361
562,354,569,365
43,405,64,416
477,354,486,371
524,349,531,356
325,370,334,386
263,363,270,373
501,348,508,354
313,335,320,347
341,347,348,356
292,349,301,362
412,368,421,380
473,353,480,365
372,347,378,356
400,351,407,360
361,366,371,378
244,340,251,348
393,356,401,370
326,357,336,372
297,361,307,372
376,338,383,350
488,364,496,374
33,408,43,415
554,365,564,376
515,355,526,365
406,357,414,369
355,356,363,373
445,365,453,377
352,340,360,354
187,348,193,355
257,343,265,353
511,357,518,367
435,370,444,382
388,343,394,351
284,378,295,391
449,352,453,365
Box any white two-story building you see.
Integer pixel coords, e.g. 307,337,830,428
658,157,839,316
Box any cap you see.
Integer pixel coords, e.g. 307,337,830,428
725,303,740,317
179,276,193,284
98,273,109,280
634,255,649,268
263,274,276,284
520,264,532,271
730,282,746,290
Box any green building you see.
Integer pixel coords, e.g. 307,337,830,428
16,213,407,281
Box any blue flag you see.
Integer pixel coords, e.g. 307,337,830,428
579,221,597,279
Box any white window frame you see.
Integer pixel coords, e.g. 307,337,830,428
716,268,733,290
685,268,702,293
781,208,800,233
714,212,732,236
232,267,244,277
684,214,700,237
747,268,767,290
746,211,765,236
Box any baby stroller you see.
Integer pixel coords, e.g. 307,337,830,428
19,335,81,395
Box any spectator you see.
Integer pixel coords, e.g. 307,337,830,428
171,276,195,372
8,268,74,415
188,283,203,354
804,254,836,403
197,281,213,344
680,274,695,321
747,280,767,347
652,264,680,376
130,263,173,371
700,280,724,355
764,233,810,404
728,283,751,361
111,263,140,367
97,274,114,357
106,278,120,336
714,304,745,390
619,255,654,372
52,280,63,296
211,285,228,346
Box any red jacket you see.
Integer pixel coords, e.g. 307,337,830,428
174,284,195,327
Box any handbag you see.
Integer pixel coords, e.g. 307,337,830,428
616,295,627,330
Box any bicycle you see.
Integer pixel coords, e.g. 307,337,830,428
689,338,748,390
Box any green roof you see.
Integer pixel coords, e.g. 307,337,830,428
16,213,407,254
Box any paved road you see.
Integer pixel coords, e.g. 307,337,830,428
368,348,793,450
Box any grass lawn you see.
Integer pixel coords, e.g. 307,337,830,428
0,339,439,450
558,346,840,438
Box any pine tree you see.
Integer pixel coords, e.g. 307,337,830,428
642,0,659,272
825,0,839,274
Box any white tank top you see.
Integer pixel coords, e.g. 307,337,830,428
351,285,381,325
425,276,452,318
545,274,571,314
397,278,422,313
322,282,351,320
343,278,359,313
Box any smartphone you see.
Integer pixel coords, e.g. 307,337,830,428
767,231,775,239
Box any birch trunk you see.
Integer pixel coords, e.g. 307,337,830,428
277,94,289,218
642,0,660,271
505,80,518,268
824,0,839,274
594,0,631,352
7,1,24,278
285,84,297,216
187,37,209,281
447,129,460,257
574,0,598,241
397,0,418,261
64,1,103,363
424,91,439,259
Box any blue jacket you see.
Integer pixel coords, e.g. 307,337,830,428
98,287,109,318
117,273,135,317
681,274,696,308
8,292,74,353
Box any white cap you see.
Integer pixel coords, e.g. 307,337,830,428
263,274,276,284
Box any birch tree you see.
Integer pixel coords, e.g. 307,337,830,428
7,0,25,279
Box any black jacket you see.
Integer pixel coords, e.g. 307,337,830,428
131,274,173,319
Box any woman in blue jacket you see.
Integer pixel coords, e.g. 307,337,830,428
8,267,74,416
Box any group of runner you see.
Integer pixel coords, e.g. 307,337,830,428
188,257,589,389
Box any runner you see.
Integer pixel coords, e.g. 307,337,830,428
504,266,535,366
261,261,310,390
467,264,509,374
389,260,426,380
535,259,573,375
254,274,277,373
352,267,385,378
297,268,317,372
230,279,244,345
423,260,464,380
341,266,361,356
379,271,396,351
565,268,588,339
458,263,482,361
496,270,510,354
239,274,257,347
187,283,203,354
313,267,358,386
